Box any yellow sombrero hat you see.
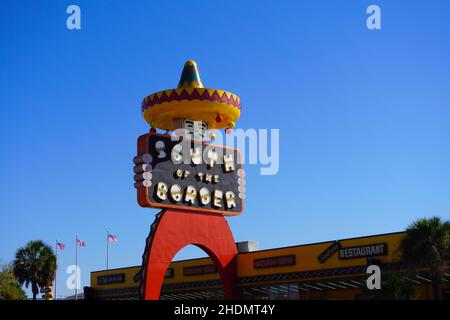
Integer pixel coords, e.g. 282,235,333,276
141,60,241,131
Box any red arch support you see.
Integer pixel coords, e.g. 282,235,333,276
142,209,240,300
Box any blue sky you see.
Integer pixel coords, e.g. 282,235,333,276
1,0,449,298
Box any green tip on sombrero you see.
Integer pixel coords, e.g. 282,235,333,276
177,60,204,89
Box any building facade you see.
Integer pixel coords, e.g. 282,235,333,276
88,232,450,300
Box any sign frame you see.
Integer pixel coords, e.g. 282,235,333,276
136,132,244,216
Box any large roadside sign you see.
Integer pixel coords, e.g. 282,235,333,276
40,287,51,294
134,133,244,216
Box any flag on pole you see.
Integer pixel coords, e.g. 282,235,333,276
56,242,65,250
77,239,87,247
108,234,118,242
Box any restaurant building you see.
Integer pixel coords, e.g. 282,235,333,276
88,231,450,300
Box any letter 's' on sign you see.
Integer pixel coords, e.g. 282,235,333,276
135,133,244,216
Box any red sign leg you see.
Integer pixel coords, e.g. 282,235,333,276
141,209,240,300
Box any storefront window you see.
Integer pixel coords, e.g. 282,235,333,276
242,283,299,300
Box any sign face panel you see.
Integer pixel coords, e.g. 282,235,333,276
183,264,217,276
135,133,244,215
97,273,125,285
317,241,340,264
338,243,388,260
253,255,296,269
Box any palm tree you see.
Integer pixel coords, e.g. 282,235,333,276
0,263,27,300
12,240,56,300
399,216,450,300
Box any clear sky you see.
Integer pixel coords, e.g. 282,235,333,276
1,0,449,298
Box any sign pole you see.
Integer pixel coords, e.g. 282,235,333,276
75,235,78,300
55,240,58,300
106,231,109,270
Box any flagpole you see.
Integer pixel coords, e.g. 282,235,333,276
106,231,109,270
75,235,78,300
55,240,58,300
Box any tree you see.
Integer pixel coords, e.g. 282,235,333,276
0,263,27,300
363,271,416,300
13,240,56,300
399,216,450,300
